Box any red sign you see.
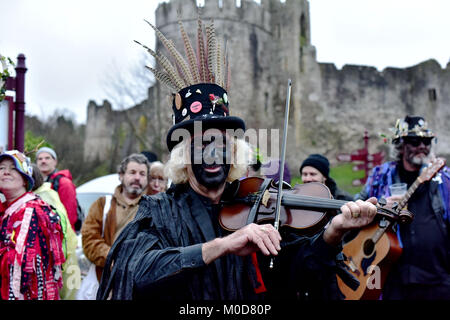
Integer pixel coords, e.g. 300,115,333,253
336,154,352,162
337,148,369,162
337,131,385,188
367,151,385,165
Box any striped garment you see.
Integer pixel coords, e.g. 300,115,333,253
0,192,65,300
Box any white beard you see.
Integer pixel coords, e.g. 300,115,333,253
409,153,431,166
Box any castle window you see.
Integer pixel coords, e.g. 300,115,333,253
264,92,269,113
428,88,437,101
300,14,307,47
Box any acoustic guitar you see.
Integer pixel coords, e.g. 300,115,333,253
336,157,446,300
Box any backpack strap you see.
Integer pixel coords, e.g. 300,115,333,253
48,173,64,192
102,195,112,237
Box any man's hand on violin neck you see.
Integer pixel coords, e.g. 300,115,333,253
201,223,281,265
323,197,378,246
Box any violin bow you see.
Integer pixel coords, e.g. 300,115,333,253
270,79,292,269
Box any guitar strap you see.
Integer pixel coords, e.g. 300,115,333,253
335,252,360,291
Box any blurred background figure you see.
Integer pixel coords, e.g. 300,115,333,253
262,158,291,185
36,147,80,232
31,164,80,300
141,150,158,164
147,161,168,195
300,154,353,201
0,150,65,300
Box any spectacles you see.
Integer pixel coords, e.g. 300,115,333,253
403,137,432,147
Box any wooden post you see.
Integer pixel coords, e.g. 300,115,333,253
363,130,369,182
14,54,27,152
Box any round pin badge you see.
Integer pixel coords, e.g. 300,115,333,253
190,101,202,113
175,93,182,110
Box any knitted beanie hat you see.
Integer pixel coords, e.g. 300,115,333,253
299,154,330,178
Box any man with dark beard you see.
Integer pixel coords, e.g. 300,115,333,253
355,115,450,299
81,153,150,284
96,17,380,301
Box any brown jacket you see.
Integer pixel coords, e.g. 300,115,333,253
81,185,143,280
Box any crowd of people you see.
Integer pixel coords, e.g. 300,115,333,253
0,116,448,301
0,15,449,302
0,147,169,300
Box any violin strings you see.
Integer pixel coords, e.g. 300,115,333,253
281,193,348,210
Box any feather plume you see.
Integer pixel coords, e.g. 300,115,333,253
145,19,194,85
206,20,217,83
224,40,231,91
145,66,179,91
197,17,208,82
135,40,186,89
216,40,223,88
138,16,229,92
226,62,231,91
178,18,200,83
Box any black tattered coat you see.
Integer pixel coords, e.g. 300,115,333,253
96,184,343,300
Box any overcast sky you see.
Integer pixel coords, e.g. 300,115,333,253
1,0,449,124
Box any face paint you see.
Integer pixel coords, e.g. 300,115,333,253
190,132,231,188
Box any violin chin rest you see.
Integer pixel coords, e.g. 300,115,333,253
221,179,240,201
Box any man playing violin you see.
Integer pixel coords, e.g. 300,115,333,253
355,116,450,300
97,17,378,301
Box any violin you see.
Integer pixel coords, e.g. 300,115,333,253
219,177,413,236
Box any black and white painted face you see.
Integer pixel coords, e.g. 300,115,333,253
190,130,231,188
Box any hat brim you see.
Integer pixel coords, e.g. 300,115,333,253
166,116,246,151
0,154,34,191
392,133,435,144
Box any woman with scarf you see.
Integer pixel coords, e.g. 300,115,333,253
0,150,65,300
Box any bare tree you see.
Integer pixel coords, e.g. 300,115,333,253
101,52,156,151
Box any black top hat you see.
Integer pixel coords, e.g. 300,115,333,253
166,83,245,151
392,115,435,143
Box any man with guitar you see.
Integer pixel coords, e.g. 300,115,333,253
355,115,450,299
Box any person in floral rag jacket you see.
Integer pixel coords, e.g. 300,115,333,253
0,150,65,300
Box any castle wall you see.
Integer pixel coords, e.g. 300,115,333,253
84,0,450,174
304,59,450,161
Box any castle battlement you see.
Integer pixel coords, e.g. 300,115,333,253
156,0,268,32
155,0,306,37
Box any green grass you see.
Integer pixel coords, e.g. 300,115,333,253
291,163,365,196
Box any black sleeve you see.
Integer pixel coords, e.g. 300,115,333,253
133,242,206,298
259,229,344,300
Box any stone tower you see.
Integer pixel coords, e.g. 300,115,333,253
151,0,318,169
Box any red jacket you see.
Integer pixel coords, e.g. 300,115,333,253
48,170,78,231
0,192,65,299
